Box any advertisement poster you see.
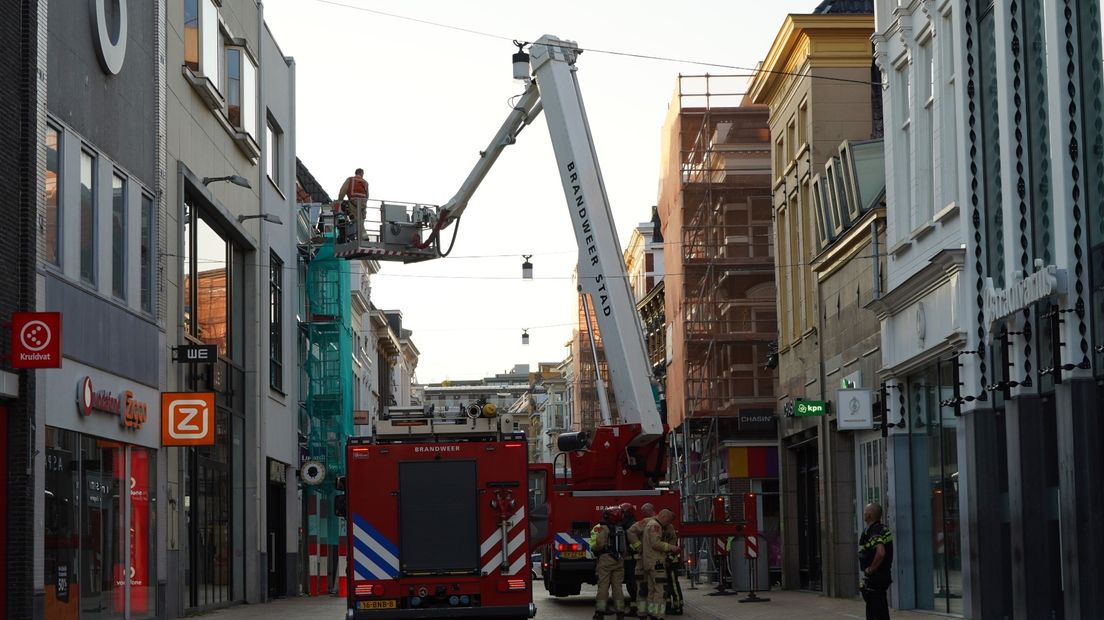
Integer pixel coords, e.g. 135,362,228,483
111,449,150,614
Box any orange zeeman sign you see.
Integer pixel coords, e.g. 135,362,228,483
161,392,216,446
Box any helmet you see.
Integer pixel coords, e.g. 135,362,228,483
603,506,623,523
619,502,636,518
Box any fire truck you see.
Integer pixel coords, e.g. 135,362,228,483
335,34,745,611
338,405,536,619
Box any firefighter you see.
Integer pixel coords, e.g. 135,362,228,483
589,506,626,619
661,521,684,615
618,503,639,616
627,503,656,619
642,509,680,620
334,167,369,243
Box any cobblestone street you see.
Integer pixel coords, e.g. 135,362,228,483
192,582,951,620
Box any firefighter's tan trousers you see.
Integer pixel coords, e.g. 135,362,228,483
346,197,366,242
595,554,625,613
643,564,667,619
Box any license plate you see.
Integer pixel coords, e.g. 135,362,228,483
560,551,585,559
358,600,398,610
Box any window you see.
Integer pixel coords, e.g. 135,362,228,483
184,0,220,87
797,100,808,148
225,47,257,139
45,126,61,265
919,39,935,221
940,9,959,210
895,60,913,239
112,173,127,299
266,115,282,186
183,196,231,357
80,150,96,285
270,252,283,391
141,193,154,313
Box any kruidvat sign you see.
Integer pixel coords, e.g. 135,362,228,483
983,261,1066,339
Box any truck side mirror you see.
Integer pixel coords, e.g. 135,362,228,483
336,475,347,492
334,494,347,518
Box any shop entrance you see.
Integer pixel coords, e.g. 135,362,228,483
267,460,288,598
794,440,821,590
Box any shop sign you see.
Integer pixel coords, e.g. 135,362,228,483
793,399,827,417
173,344,217,363
983,261,1065,337
737,408,777,434
76,376,149,430
11,311,62,368
161,392,216,445
837,389,874,430
92,0,128,75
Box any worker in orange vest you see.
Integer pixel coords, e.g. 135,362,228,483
335,168,369,243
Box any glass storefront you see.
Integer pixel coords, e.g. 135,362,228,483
43,427,157,619
906,363,963,615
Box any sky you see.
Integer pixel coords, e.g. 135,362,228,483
262,0,819,383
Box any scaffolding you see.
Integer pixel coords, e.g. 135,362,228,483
570,283,620,434
298,218,355,594
658,76,776,529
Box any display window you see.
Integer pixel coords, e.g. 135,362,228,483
43,427,157,619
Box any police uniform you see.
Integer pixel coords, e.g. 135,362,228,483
858,520,894,620
641,517,675,620
661,523,683,615
589,519,626,619
626,517,649,617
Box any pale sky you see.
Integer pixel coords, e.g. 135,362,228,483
262,0,819,383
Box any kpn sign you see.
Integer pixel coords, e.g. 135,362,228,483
794,400,827,417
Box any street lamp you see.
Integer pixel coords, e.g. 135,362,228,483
237,213,283,225
203,174,252,189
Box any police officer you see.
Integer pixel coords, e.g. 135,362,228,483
661,521,683,615
859,502,894,620
590,506,626,620
642,509,680,620
618,503,639,616
626,503,656,619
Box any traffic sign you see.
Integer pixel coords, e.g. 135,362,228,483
11,312,62,368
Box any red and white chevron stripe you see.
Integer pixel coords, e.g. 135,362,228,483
480,507,528,577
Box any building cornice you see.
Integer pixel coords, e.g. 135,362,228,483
865,248,965,320
813,208,884,279
749,13,876,105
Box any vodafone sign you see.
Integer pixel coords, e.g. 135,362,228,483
11,312,62,368
76,376,149,430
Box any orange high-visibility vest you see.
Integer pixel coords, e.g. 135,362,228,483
345,176,369,198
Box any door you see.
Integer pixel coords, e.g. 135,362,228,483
267,460,287,598
794,442,821,591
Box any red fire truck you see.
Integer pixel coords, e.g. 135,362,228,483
335,33,747,611
339,405,535,619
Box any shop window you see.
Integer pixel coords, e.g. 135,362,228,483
45,125,61,266
182,193,233,358
112,173,127,300
80,149,97,285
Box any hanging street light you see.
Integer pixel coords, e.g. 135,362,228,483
521,255,533,280
521,329,530,345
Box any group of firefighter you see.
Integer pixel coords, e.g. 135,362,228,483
587,502,684,620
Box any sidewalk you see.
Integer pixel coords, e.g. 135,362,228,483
681,581,954,620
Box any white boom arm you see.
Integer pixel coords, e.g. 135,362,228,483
527,36,663,445
390,36,664,444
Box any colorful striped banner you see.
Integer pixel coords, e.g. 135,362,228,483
727,446,779,479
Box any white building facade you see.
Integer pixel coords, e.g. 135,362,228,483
874,1,1104,617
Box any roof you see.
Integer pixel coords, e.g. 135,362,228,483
296,158,332,204
813,0,874,14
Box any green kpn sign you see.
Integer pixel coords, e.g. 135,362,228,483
794,400,827,417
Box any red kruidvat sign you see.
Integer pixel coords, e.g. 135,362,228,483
11,312,62,368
